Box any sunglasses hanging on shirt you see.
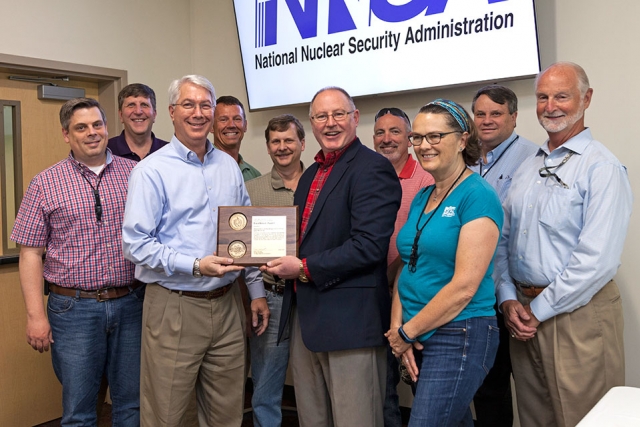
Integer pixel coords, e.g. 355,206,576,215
76,166,103,223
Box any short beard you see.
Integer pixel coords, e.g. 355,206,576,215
539,101,584,133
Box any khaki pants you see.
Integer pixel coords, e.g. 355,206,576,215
140,283,246,427
511,280,625,427
290,307,386,427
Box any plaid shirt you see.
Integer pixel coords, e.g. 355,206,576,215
11,151,137,290
299,140,354,278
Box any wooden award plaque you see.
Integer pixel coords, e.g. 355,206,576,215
217,206,299,266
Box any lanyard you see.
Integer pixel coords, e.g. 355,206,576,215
479,135,519,178
408,167,466,273
76,164,104,223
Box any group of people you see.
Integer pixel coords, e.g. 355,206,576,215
11,61,632,427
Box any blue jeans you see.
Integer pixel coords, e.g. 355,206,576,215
409,317,499,427
249,290,290,427
48,285,145,427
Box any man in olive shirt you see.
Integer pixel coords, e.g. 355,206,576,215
245,114,305,427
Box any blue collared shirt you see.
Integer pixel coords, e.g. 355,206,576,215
122,136,265,298
495,128,632,321
470,131,539,202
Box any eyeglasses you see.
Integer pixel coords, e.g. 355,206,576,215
374,107,410,123
538,152,575,189
409,131,461,146
310,110,354,123
172,101,214,111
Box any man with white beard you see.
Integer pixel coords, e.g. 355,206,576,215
495,62,633,427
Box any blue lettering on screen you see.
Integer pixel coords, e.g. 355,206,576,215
255,0,506,48
370,0,447,24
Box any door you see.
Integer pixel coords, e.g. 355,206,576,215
0,72,99,427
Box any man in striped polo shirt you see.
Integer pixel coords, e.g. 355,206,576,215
373,107,434,427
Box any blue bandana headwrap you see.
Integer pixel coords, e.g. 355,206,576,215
426,98,470,132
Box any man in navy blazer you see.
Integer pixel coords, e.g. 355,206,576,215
263,87,401,426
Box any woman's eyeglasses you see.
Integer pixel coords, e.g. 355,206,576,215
408,131,461,146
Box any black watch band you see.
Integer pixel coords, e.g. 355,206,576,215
398,325,416,343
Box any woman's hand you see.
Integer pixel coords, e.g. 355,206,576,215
398,343,423,382
385,327,412,356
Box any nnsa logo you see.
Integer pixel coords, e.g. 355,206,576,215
254,0,508,48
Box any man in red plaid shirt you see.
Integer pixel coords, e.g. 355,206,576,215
11,98,142,426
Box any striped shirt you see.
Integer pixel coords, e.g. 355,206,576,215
11,151,136,290
495,129,633,321
388,155,434,265
470,131,538,202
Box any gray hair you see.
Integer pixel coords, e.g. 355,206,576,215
309,86,356,117
168,75,216,106
535,62,590,97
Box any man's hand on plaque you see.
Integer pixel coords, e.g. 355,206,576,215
200,254,244,277
261,256,301,280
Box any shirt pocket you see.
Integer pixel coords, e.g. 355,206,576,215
538,186,582,231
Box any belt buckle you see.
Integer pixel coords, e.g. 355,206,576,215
205,289,218,300
96,288,109,302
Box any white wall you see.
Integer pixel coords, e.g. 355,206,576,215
199,0,640,388
1,0,638,389
0,0,193,141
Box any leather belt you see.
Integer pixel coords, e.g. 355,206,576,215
170,283,233,300
515,280,546,298
48,280,144,302
264,282,285,295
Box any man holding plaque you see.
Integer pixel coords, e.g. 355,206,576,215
122,75,269,427
263,87,401,426
245,114,305,427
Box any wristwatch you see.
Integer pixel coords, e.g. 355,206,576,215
298,261,309,283
193,258,202,278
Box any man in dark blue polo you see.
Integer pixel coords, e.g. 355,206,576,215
108,83,168,161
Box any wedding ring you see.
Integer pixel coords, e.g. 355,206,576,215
511,334,515,338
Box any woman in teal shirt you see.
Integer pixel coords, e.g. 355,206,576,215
386,99,503,426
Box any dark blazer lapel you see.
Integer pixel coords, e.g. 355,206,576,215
300,139,360,243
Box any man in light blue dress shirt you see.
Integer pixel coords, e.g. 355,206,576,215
470,85,538,427
496,63,633,427
122,75,269,426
